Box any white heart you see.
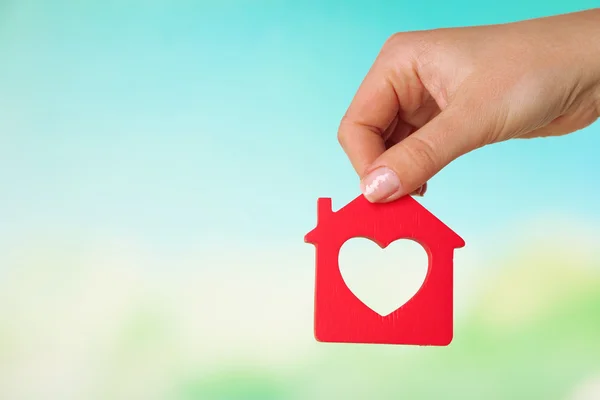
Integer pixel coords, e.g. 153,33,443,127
338,238,429,317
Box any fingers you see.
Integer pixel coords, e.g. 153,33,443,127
338,40,480,202
360,106,478,202
337,58,400,177
384,120,429,197
411,182,428,196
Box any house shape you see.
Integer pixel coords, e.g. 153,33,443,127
304,194,465,346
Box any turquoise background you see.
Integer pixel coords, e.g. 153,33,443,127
1,1,600,399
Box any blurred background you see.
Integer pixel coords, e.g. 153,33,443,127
1,1,600,399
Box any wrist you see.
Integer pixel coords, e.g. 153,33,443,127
562,8,600,118
589,9,600,116
582,9,600,116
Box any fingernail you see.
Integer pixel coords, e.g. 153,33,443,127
360,167,401,202
413,182,427,197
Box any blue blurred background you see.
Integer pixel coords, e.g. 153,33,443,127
1,1,600,399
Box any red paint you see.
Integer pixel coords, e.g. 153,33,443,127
304,195,465,346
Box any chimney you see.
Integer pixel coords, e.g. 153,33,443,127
305,198,333,244
317,198,332,224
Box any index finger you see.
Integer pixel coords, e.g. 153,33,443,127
337,60,400,178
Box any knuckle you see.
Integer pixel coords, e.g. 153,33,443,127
383,32,404,50
404,135,440,175
337,115,352,148
379,32,432,78
383,31,431,56
453,98,502,147
380,32,415,60
338,114,384,148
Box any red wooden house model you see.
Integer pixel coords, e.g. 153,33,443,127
304,194,465,346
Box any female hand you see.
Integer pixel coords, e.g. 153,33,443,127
338,9,600,202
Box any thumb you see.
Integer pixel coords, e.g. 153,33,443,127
359,107,479,203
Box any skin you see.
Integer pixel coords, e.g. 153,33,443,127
338,8,600,203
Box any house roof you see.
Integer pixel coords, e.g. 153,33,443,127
304,194,465,249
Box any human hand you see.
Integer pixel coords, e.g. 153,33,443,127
338,9,600,202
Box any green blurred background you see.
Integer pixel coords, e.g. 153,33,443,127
1,1,600,399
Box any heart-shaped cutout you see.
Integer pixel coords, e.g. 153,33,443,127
338,238,428,317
